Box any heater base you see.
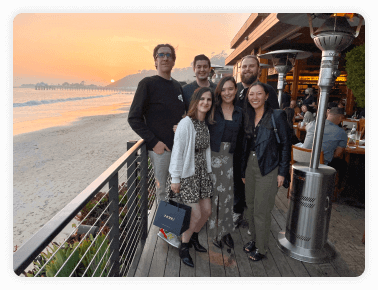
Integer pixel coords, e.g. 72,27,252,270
277,231,336,263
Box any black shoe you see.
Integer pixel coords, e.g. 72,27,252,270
212,238,223,249
179,242,194,267
248,248,266,262
222,233,234,248
243,240,256,253
189,232,207,252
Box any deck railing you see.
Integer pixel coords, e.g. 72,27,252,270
13,140,156,277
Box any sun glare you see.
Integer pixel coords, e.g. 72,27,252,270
111,79,114,83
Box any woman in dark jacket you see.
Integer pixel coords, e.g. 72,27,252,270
241,82,291,261
207,76,243,249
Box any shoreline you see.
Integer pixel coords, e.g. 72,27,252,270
13,102,132,136
13,108,140,249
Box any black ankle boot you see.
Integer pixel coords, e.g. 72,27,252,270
189,232,207,252
179,242,194,267
222,233,234,248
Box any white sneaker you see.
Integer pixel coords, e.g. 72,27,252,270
247,230,251,235
157,230,180,248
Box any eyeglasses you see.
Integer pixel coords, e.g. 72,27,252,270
156,53,173,59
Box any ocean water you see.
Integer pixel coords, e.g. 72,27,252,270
13,88,135,135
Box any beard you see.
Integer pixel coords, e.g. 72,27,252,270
241,72,258,85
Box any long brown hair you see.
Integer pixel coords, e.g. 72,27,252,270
214,76,237,107
186,87,215,124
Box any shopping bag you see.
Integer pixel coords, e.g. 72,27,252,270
153,199,191,236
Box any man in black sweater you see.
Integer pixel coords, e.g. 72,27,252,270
128,43,185,248
233,55,279,229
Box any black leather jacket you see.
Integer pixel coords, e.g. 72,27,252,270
241,106,291,178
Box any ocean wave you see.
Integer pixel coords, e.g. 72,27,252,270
13,93,117,108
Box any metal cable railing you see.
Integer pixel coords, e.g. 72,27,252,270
14,140,157,277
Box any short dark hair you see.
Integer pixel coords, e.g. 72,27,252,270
193,54,211,68
214,76,237,106
153,43,176,61
241,54,260,68
327,101,338,109
329,107,344,115
187,87,215,124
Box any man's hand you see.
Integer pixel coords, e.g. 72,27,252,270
277,175,285,187
153,141,170,155
333,146,345,159
171,183,181,194
173,125,178,133
242,178,245,184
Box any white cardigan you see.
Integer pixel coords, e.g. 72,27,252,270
169,116,212,184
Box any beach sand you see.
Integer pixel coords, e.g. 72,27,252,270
13,106,140,250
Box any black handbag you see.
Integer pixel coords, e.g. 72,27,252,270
153,193,192,236
271,111,290,189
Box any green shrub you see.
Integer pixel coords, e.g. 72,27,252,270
26,233,110,277
345,44,365,108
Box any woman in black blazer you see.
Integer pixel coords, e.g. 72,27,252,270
241,82,291,261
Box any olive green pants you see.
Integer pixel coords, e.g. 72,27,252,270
245,151,278,254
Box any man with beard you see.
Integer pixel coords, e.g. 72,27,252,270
233,54,279,229
235,55,279,109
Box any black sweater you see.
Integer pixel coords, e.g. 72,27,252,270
128,75,185,151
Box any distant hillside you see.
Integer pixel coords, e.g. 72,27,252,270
108,51,229,89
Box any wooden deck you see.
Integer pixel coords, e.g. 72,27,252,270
129,186,365,277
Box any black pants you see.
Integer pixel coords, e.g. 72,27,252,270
233,149,246,214
328,158,347,189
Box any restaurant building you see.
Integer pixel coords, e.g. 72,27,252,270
225,13,365,115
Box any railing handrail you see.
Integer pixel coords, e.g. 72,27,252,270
13,139,145,275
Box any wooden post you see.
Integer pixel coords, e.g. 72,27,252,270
258,48,268,84
345,87,355,116
292,59,302,100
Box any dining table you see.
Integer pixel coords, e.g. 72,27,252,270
345,141,365,164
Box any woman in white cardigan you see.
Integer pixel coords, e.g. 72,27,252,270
166,86,215,267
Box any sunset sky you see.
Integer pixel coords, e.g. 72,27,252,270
13,13,251,86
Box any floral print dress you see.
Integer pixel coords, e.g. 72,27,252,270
165,118,213,204
208,142,234,242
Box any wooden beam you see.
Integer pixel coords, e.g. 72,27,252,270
258,47,268,84
226,14,281,65
261,25,302,51
292,59,303,100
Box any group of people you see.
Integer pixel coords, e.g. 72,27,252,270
283,88,349,193
128,43,291,268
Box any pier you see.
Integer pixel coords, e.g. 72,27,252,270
35,84,133,92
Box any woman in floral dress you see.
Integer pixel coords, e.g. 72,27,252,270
165,86,215,267
207,76,243,249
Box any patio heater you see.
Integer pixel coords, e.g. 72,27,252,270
275,13,364,263
258,49,312,108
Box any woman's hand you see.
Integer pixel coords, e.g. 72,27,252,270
277,175,285,187
242,178,245,184
171,183,181,194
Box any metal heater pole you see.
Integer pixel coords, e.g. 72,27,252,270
309,51,340,169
